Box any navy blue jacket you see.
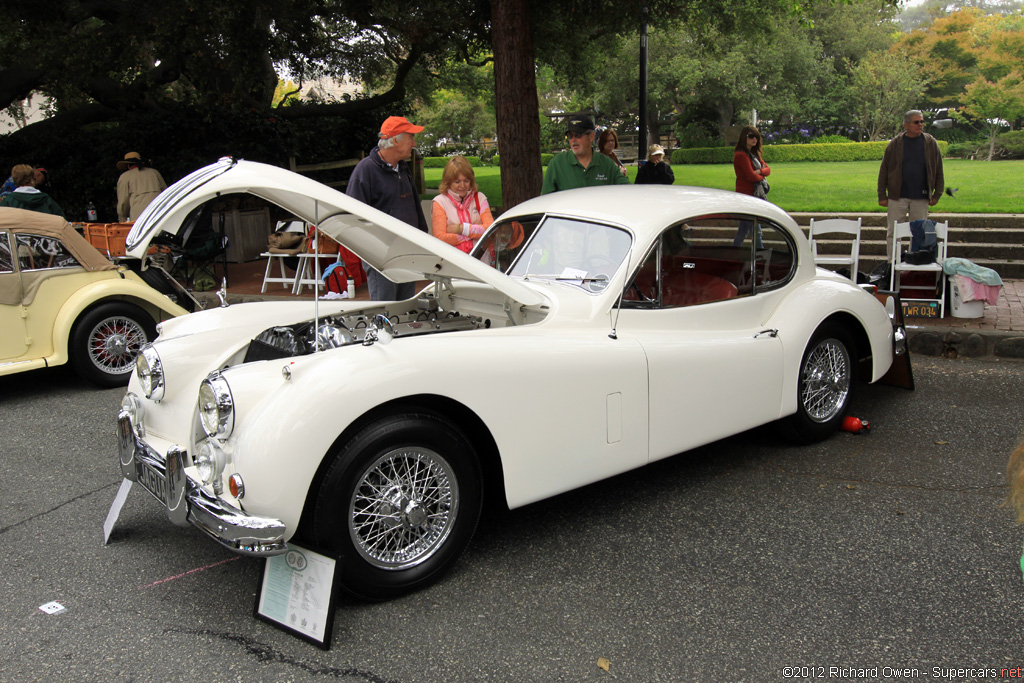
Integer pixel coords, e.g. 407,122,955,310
346,147,427,233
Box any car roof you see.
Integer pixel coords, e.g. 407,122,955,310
0,207,115,273
500,185,799,238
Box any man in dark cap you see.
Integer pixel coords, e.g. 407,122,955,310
347,116,429,301
541,116,630,194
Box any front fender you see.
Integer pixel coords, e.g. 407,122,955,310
49,272,188,366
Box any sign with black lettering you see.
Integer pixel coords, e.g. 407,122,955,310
255,543,338,650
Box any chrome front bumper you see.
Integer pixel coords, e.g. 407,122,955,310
117,411,287,556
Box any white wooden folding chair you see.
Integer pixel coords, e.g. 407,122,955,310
260,220,308,293
890,220,948,318
809,217,861,280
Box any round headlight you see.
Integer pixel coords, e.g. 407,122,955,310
198,375,234,439
136,346,164,400
195,440,226,492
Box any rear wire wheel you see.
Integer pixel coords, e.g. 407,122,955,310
786,322,855,443
70,302,155,387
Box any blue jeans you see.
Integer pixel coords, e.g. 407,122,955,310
733,220,764,249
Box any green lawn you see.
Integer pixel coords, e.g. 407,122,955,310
425,159,1024,213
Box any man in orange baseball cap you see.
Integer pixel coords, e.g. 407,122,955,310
378,115,424,139
347,116,429,300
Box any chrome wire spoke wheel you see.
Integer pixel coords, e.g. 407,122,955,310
800,337,851,423
348,447,459,570
89,315,148,374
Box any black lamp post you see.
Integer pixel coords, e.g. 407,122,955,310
639,5,649,157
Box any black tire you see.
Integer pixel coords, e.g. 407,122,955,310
312,413,483,601
70,302,156,387
785,322,855,444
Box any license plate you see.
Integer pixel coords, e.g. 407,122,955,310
901,300,939,318
137,460,166,502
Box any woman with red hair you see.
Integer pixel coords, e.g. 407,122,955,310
431,156,494,253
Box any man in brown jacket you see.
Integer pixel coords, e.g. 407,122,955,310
116,152,167,222
877,110,944,260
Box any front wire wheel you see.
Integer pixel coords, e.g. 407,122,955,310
349,446,459,570
313,413,482,600
786,323,855,443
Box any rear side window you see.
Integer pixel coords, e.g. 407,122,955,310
0,232,13,273
622,215,795,308
14,233,81,271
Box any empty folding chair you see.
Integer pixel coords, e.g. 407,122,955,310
809,217,861,281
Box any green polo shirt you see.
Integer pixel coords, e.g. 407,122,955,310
541,150,630,194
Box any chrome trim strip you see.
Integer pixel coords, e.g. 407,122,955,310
116,412,287,556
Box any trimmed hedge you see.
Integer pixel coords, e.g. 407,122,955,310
671,140,949,165
423,155,483,168
493,153,555,167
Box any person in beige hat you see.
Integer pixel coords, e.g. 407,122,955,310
634,144,675,185
116,152,167,222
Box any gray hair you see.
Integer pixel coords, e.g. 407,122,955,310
377,132,409,150
904,110,923,123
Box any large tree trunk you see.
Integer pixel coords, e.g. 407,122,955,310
491,0,542,211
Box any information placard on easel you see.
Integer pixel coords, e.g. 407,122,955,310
254,543,338,650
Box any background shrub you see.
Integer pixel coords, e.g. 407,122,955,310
814,135,855,144
996,131,1024,159
672,140,948,164
492,153,554,167
423,156,482,168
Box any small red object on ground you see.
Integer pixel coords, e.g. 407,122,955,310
841,416,871,434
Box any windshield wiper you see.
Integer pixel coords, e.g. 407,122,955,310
554,275,607,283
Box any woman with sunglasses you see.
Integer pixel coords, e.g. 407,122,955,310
733,126,771,198
732,126,771,247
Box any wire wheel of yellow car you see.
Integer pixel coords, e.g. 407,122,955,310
313,412,483,601
787,322,855,444
70,302,156,387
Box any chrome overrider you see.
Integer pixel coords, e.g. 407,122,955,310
117,408,287,556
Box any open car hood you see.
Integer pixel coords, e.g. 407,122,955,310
126,158,544,307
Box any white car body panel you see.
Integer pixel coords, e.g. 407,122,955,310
115,159,901,562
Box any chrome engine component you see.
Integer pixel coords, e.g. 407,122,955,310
250,310,483,360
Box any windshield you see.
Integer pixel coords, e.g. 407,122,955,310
477,215,631,292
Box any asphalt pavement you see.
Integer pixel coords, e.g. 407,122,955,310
1,356,1023,682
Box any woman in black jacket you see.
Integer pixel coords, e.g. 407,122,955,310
634,144,674,185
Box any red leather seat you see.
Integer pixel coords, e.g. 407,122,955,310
662,271,738,307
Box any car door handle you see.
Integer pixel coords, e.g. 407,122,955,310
754,329,778,338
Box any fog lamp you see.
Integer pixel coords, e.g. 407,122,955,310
120,392,145,437
195,440,226,493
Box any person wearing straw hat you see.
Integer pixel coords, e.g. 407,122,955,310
634,144,675,185
116,151,167,222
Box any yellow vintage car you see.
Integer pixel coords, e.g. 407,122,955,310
0,207,191,386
